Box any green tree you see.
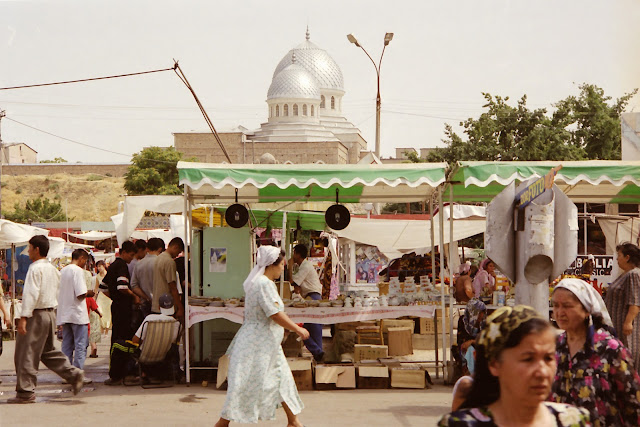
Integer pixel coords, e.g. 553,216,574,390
39,157,67,163
426,84,637,163
3,196,70,223
124,146,194,195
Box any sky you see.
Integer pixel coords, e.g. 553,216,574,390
0,0,639,163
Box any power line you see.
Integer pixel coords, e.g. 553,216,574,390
0,66,176,91
4,117,134,159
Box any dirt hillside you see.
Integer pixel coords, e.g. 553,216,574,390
0,173,126,222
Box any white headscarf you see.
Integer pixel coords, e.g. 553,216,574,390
554,278,613,327
243,245,282,294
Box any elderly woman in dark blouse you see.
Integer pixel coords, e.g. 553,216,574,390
550,278,640,427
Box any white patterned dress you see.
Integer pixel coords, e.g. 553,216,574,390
221,275,304,423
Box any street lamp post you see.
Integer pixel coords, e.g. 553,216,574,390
347,32,393,159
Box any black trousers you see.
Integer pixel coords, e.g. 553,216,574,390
111,303,133,346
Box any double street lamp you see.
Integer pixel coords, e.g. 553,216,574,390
347,32,394,159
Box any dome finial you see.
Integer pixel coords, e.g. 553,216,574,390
292,52,297,63
305,26,310,41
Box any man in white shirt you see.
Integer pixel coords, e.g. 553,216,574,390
132,293,180,350
131,237,165,318
57,249,90,371
9,235,83,404
291,244,324,361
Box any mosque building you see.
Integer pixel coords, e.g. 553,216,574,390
174,29,369,165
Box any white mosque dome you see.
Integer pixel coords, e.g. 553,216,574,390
267,59,321,100
273,30,344,92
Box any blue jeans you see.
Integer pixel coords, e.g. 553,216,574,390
303,292,323,357
62,323,89,369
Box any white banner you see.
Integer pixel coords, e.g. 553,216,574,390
188,305,436,328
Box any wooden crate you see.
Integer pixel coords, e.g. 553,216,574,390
387,327,413,356
391,367,426,389
354,344,388,362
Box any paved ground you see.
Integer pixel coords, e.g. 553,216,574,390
0,336,454,426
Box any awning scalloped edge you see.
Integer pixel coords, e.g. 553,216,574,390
464,172,640,188
180,176,447,191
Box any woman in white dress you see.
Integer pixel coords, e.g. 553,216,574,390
215,246,309,427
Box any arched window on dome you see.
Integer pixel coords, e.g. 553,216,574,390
311,105,315,116
293,104,298,116
302,104,307,116
284,104,289,116
275,105,279,117
320,95,325,108
331,96,335,109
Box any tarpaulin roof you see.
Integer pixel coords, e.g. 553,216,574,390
449,161,640,204
177,162,448,203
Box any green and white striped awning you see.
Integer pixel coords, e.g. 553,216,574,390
178,162,448,203
450,161,640,204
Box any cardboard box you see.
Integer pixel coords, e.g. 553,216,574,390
354,344,388,362
357,364,390,389
315,364,356,389
391,367,426,389
282,333,303,357
413,333,438,350
387,327,413,356
381,319,415,333
287,358,313,391
419,316,451,335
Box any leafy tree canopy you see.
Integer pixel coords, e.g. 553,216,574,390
124,146,195,195
426,84,637,163
39,157,67,163
3,196,71,224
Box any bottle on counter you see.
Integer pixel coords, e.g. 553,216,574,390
493,286,506,306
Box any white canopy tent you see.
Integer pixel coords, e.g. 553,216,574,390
334,206,486,259
111,196,186,245
65,230,116,241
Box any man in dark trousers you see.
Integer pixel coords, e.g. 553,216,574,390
9,235,84,403
103,241,138,347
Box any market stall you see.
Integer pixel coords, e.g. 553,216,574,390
177,161,450,383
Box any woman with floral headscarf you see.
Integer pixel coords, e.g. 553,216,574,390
440,305,590,426
457,299,487,375
215,246,310,427
550,278,640,426
472,259,496,298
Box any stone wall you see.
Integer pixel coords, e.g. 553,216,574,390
2,163,130,177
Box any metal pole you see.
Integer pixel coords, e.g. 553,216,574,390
438,189,447,368
10,243,15,338
583,203,587,254
280,212,287,299
375,73,381,159
449,185,455,344
183,186,191,385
